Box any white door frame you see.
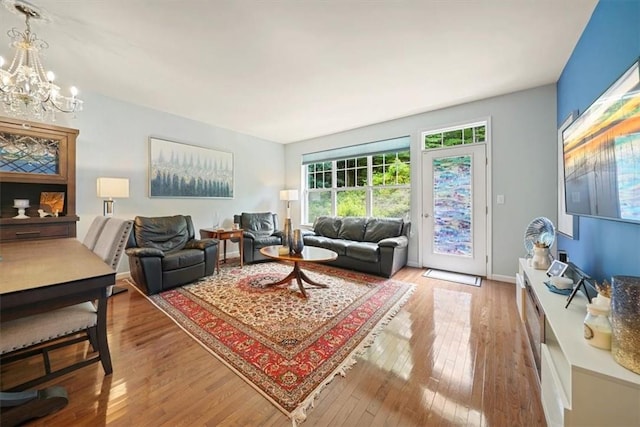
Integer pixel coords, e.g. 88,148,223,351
415,118,493,279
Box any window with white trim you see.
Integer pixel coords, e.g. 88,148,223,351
303,137,411,223
423,122,486,150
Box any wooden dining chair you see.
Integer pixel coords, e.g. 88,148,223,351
0,218,133,391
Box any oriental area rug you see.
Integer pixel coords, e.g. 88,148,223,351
143,260,414,424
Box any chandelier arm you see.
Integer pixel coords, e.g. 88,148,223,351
48,98,81,114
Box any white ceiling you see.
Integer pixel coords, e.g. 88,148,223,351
1,0,598,143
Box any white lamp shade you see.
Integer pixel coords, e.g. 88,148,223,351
279,189,299,201
97,177,130,198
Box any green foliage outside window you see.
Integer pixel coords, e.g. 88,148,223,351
305,149,411,222
337,190,366,216
423,123,486,149
308,191,331,220
373,188,411,218
372,152,410,186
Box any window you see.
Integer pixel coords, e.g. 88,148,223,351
303,137,411,223
336,157,367,188
424,122,486,150
307,162,332,189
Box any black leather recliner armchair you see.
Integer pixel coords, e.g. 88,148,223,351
125,215,219,295
233,212,283,263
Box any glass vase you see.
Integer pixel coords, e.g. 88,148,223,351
611,275,640,374
291,229,304,254
283,218,292,250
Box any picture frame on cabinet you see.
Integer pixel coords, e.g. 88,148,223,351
40,192,65,215
546,259,569,277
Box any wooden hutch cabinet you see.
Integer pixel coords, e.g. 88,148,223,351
0,116,79,242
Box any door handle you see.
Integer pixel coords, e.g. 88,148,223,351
423,213,430,218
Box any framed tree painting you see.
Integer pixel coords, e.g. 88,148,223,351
149,137,234,198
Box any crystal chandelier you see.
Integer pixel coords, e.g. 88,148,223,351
0,0,82,121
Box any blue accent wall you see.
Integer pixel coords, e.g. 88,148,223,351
557,0,640,281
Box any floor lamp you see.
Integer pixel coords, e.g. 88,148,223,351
96,177,129,295
279,189,298,247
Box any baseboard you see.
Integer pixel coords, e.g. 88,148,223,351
116,272,132,281
491,274,515,284
221,250,240,259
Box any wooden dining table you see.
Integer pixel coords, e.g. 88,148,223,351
0,238,115,323
0,238,116,421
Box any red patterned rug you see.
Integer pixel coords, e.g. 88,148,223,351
143,260,414,423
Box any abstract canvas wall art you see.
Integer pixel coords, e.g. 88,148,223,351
149,137,233,198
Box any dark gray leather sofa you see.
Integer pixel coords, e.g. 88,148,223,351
125,215,219,295
233,212,283,263
303,216,410,278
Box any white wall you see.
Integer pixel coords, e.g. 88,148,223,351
55,92,285,272
284,85,557,278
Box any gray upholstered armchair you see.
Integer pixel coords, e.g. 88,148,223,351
233,212,283,263
125,215,219,295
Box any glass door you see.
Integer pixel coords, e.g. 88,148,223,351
422,144,487,276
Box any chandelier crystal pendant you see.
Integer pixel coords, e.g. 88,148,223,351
0,0,83,121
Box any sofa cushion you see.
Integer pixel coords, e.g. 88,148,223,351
241,212,275,235
252,235,282,249
363,218,404,243
338,217,367,241
134,215,190,253
304,235,351,256
162,248,205,270
346,242,379,263
313,216,342,239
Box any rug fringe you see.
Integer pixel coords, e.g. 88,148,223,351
289,284,416,425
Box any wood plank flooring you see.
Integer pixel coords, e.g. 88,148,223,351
1,266,545,426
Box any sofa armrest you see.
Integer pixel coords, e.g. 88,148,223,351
125,247,165,258
378,236,408,248
185,238,218,250
201,241,218,276
299,229,316,237
271,230,284,238
243,230,258,240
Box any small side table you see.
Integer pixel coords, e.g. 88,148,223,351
199,228,243,273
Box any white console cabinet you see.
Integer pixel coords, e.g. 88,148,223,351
518,259,640,427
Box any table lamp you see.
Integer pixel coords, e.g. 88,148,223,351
97,177,129,216
279,189,299,219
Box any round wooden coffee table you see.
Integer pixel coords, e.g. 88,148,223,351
259,245,338,297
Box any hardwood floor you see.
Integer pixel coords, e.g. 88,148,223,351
1,266,545,426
